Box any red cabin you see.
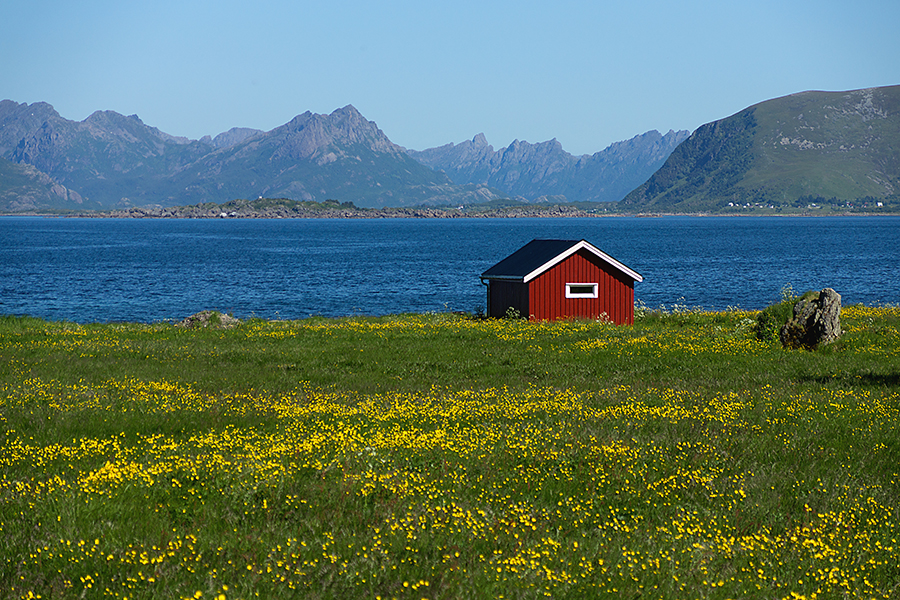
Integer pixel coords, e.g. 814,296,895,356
480,239,643,324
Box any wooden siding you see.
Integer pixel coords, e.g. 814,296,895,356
527,249,635,324
487,280,529,318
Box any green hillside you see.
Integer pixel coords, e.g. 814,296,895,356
623,86,900,212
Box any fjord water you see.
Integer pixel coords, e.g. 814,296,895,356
1,216,898,323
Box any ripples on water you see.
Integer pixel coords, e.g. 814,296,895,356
1,216,897,323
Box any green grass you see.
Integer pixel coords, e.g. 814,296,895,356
1,306,899,599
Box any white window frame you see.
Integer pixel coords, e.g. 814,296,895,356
566,283,598,299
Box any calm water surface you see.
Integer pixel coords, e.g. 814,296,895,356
1,216,898,323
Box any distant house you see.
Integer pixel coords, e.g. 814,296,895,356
480,239,643,324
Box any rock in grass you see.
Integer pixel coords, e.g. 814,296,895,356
175,310,241,329
779,288,842,350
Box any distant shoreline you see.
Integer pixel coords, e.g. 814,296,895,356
5,212,895,219
2,207,898,219
4,195,899,219
3,212,898,219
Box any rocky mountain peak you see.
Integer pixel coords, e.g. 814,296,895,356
84,110,145,125
79,109,194,147
82,110,145,143
0,100,64,156
202,127,264,149
502,138,565,160
271,105,402,161
331,104,363,119
0,100,60,123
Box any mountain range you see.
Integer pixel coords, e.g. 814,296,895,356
407,129,689,204
0,102,506,210
3,85,897,214
0,100,684,212
622,85,900,211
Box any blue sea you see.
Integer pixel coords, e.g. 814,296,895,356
1,216,898,324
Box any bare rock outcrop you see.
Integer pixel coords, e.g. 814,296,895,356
175,310,241,329
779,288,842,349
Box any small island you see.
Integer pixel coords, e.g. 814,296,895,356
70,197,616,219
63,195,898,219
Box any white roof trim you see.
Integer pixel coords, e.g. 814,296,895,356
522,240,643,283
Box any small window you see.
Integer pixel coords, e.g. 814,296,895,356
566,283,598,298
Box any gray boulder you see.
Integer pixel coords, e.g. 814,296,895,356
175,310,241,329
779,288,842,349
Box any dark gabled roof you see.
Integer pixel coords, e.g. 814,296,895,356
481,240,579,280
481,239,643,283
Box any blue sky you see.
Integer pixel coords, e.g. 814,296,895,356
3,0,898,155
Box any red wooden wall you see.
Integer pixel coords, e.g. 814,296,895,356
527,249,635,324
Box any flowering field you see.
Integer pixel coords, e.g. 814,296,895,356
1,306,899,599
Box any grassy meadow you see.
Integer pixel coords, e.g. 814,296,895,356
1,304,899,599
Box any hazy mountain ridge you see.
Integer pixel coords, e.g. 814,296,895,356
623,86,900,211
0,101,505,210
3,101,215,208
161,105,497,208
407,129,690,203
200,127,264,149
